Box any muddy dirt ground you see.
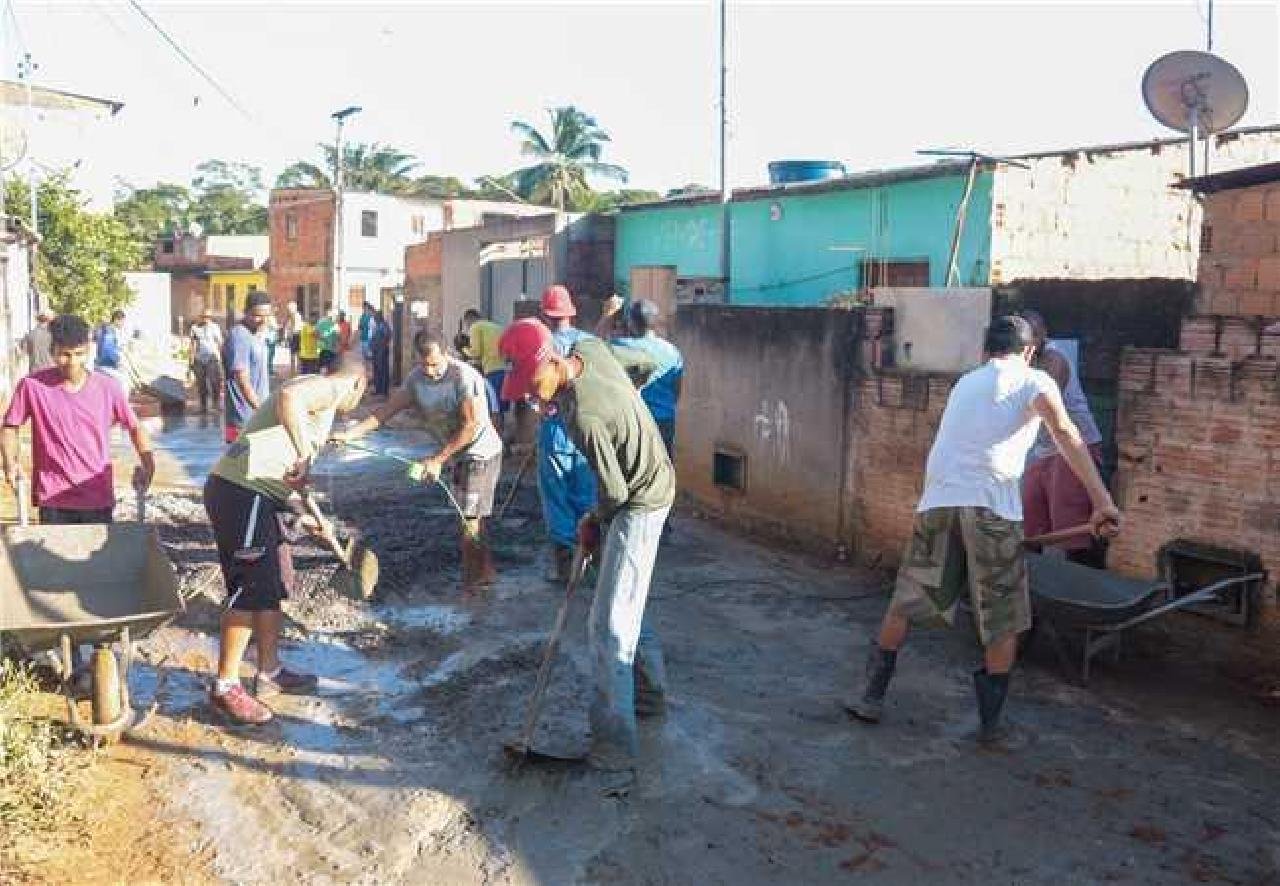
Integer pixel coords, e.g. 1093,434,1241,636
19,418,1280,884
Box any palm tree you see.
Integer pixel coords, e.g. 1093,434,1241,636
275,142,422,194
510,107,627,210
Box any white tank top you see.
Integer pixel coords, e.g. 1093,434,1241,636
1031,346,1102,462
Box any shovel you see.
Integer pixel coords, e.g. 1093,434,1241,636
503,545,592,768
300,492,380,600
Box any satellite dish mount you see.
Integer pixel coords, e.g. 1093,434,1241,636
1142,50,1249,178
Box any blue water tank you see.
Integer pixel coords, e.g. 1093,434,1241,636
767,160,846,186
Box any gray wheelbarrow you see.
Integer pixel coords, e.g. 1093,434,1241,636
0,480,184,743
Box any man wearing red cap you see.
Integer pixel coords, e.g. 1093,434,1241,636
536,285,599,582
500,317,674,787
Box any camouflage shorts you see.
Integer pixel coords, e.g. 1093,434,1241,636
889,506,1031,646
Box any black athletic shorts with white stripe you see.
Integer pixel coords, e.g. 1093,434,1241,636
203,474,298,612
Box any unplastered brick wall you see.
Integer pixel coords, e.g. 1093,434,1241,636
1197,181,1280,316
847,372,957,565
1109,345,1280,633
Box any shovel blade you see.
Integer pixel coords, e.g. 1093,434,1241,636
325,540,380,600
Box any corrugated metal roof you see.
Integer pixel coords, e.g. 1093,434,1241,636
0,81,122,115
731,159,978,201
1173,160,1280,193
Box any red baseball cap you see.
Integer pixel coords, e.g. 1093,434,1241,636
540,284,576,319
498,318,554,401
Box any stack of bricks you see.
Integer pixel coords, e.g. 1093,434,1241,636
1197,183,1280,316
1108,322,1280,633
849,372,956,564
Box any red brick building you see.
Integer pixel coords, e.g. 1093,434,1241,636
268,189,334,321
153,233,265,333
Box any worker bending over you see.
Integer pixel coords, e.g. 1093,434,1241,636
206,360,367,725
335,331,504,591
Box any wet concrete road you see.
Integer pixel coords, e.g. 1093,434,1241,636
110,417,1280,885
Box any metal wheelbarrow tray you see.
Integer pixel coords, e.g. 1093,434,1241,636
0,517,184,741
1026,553,1263,682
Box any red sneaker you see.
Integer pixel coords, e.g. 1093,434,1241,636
211,683,273,724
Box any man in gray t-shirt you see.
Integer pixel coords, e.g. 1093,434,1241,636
335,331,503,590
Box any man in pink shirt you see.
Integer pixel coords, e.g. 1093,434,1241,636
1,314,155,522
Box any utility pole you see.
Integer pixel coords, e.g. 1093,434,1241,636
330,106,361,314
718,0,730,300
18,52,38,320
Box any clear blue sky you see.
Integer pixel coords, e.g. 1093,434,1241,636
4,1,1278,196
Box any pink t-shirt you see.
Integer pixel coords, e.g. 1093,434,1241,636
3,369,139,510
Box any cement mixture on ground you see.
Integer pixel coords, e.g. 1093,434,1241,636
108,424,1279,885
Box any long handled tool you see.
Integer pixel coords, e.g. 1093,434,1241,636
300,491,380,600
338,439,480,538
1023,520,1119,548
503,545,592,767
496,446,535,523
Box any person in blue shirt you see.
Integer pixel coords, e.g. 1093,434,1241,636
222,292,274,443
94,310,126,370
536,285,598,582
609,299,683,459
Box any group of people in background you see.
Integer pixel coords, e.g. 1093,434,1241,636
187,296,394,422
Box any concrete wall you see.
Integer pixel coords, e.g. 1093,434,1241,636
870,287,991,371
990,132,1280,284
677,306,860,548
730,172,993,305
675,303,951,563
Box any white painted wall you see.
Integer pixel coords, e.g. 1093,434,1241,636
991,132,1280,283
124,271,173,346
339,192,442,308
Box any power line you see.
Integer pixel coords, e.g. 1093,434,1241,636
126,0,254,122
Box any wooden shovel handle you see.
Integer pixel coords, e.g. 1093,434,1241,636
1023,522,1096,548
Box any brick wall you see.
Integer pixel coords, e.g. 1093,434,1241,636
1110,338,1280,635
1198,183,1280,316
268,189,333,314
848,372,955,564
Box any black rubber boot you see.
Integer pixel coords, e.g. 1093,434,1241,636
973,669,1011,745
844,645,897,723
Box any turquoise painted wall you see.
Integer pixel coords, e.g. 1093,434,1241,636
612,171,994,306
729,171,993,305
613,203,724,294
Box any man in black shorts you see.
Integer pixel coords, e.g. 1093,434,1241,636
205,359,366,725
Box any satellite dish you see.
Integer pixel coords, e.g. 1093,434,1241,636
1142,50,1248,176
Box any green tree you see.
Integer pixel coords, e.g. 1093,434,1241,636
113,182,194,252
189,159,267,235
7,176,142,322
510,106,627,210
275,142,423,194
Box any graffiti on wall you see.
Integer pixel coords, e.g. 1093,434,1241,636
752,398,791,465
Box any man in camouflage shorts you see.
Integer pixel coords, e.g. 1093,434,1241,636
845,316,1120,745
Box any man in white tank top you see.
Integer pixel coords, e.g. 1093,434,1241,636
1020,311,1106,566
845,316,1121,746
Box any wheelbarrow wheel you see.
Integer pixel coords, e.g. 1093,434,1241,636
90,646,123,728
